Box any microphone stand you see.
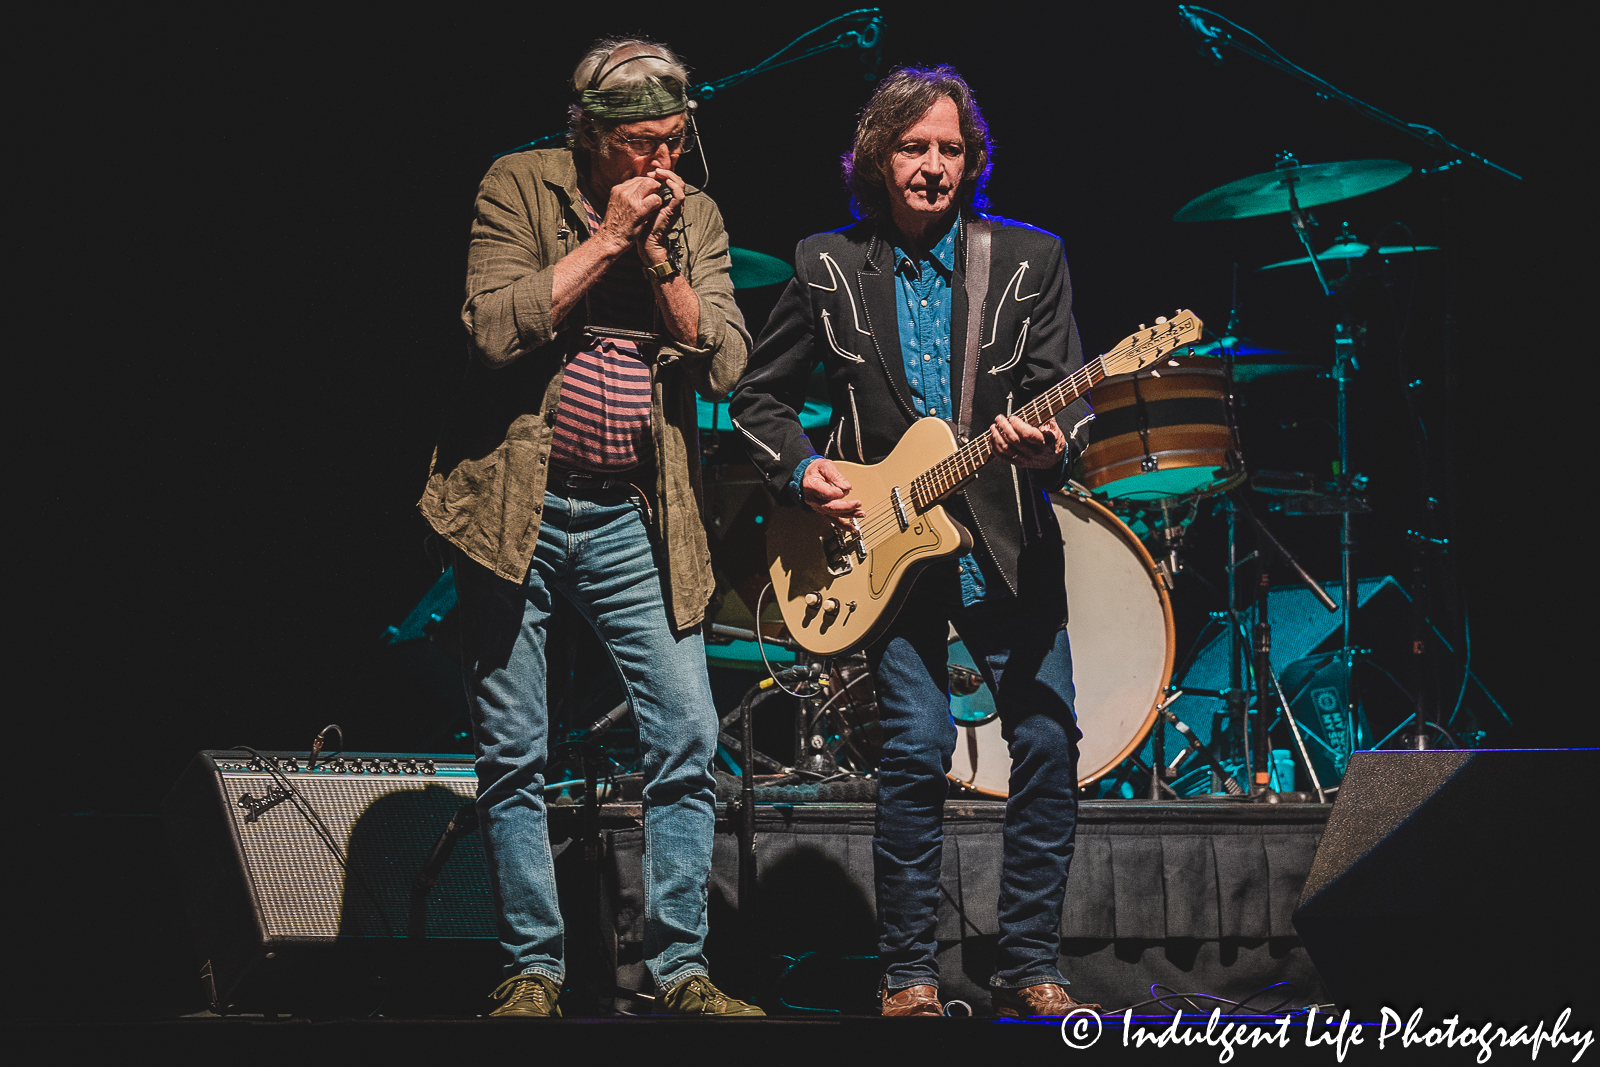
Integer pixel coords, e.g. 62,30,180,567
1175,5,1522,183
493,9,885,158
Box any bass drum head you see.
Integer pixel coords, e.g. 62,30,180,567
948,492,1175,794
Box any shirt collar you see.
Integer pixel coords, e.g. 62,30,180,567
893,214,958,281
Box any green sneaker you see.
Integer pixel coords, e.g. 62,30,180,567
659,974,765,1017
488,973,562,1017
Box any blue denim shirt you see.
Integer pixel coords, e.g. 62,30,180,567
791,217,996,606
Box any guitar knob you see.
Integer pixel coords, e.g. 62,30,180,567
805,593,821,606
823,598,840,614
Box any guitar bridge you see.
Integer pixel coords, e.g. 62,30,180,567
824,520,866,576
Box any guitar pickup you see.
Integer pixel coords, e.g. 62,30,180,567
890,487,909,532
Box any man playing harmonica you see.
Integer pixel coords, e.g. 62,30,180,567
419,37,760,1018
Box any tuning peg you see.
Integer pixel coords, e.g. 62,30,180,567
1156,315,1168,324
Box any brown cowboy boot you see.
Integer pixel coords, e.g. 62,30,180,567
991,983,1102,1018
881,979,944,1017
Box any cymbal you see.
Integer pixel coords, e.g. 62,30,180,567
1183,336,1323,381
1174,160,1412,222
1259,239,1439,271
729,247,794,289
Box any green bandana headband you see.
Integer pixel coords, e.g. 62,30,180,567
576,77,686,121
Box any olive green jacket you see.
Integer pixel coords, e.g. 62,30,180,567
418,149,749,630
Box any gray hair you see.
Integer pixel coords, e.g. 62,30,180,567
567,38,690,159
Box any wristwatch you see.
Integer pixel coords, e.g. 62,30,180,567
643,259,679,282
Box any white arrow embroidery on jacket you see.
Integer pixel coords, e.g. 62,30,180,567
980,261,1041,349
809,252,871,335
730,416,781,461
987,316,1030,375
820,309,866,363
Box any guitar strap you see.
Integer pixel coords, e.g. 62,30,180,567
957,215,992,446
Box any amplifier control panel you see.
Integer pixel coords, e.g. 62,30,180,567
208,752,477,778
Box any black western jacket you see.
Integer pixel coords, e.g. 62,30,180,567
728,212,1089,602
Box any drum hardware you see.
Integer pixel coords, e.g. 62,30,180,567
1232,493,1338,798
1161,492,1337,800
1252,469,1372,516
1184,335,1322,381
1180,155,1379,767
1148,695,1246,797
708,621,803,651
1143,690,1187,799
1172,4,1522,754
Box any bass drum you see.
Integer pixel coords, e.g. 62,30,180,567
948,491,1175,794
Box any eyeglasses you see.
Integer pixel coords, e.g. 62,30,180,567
611,130,696,157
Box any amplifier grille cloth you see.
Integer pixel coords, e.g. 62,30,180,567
219,773,496,940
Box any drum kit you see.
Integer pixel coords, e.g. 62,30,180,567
700,152,1449,802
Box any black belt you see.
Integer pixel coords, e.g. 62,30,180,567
547,464,640,491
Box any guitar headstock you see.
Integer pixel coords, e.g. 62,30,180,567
1099,310,1205,377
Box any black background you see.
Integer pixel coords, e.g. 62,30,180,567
16,0,1584,814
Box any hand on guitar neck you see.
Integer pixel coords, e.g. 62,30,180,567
987,412,1065,469
802,414,1062,529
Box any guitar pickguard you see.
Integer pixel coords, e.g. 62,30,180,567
869,515,944,598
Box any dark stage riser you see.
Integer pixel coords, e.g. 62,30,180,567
161,751,1330,1017
594,799,1331,1015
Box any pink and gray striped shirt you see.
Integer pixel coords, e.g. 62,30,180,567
548,195,656,473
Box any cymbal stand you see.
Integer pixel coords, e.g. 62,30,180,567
1333,319,1362,753
1278,154,1334,297
1229,492,1339,799
1276,168,1366,765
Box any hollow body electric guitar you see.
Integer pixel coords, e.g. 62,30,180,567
766,311,1204,656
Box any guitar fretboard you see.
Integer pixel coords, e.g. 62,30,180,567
907,319,1193,510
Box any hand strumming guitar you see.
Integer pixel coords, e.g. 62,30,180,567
801,458,864,530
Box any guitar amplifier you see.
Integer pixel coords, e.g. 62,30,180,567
162,750,502,1015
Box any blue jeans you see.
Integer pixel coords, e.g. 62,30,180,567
867,566,1082,992
452,486,719,990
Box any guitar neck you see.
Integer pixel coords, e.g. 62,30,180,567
908,355,1108,511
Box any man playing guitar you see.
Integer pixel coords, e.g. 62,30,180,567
730,65,1101,1018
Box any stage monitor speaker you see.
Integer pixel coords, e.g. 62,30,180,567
1292,749,1599,1020
162,750,503,1015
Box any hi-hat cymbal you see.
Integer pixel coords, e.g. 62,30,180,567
729,248,794,289
1174,160,1412,222
1183,336,1322,381
1259,239,1439,271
